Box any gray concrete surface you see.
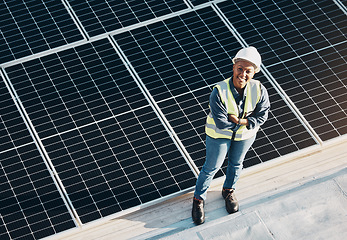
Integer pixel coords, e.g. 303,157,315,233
155,166,347,240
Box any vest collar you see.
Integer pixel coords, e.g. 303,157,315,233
229,77,251,99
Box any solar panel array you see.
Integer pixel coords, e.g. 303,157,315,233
4,38,196,225
0,75,77,239
0,0,346,239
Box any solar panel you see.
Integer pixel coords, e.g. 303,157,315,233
217,0,347,141
0,0,84,64
4,38,196,223
113,6,317,174
0,76,77,239
67,0,189,37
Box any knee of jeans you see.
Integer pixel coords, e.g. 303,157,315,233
236,163,243,169
229,161,243,168
201,166,219,175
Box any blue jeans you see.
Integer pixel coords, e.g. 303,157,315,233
194,135,256,200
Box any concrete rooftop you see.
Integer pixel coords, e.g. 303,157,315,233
47,137,347,240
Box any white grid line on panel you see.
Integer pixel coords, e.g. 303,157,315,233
0,0,216,68
170,14,223,98
1,0,85,63
280,52,347,122
1,0,85,65
125,116,185,188
129,31,176,97
167,0,189,11
263,66,324,144
31,1,64,46
0,152,53,239
313,1,346,37
258,0,347,84
191,11,234,77
122,37,180,101
249,133,266,161
66,0,191,40
273,2,331,46
0,122,33,156
248,0,345,73
27,60,72,135
258,0,306,63
260,125,299,152
106,1,126,27
121,113,182,194
61,0,89,40
288,1,347,115
0,214,11,239
0,29,15,59
265,40,347,69
91,0,117,31
2,1,34,56
260,116,298,145
2,66,58,164
45,133,105,218
142,1,157,19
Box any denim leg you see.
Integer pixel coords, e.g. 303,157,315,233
223,135,256,190
194,136,231,200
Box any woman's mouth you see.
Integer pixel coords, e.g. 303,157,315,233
238,77,246,83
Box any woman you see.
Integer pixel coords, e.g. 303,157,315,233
192,47,270,225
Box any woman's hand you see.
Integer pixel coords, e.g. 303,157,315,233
228,114,239,124
228,114,249,126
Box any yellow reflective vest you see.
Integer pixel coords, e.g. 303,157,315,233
205,78,261,141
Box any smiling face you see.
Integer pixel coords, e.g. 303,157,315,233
232,60,256,92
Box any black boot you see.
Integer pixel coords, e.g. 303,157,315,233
192,197,205,225
222,188,239,214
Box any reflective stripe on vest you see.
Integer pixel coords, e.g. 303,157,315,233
205,78,261,141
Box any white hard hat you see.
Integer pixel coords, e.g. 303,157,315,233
232,46,261,73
